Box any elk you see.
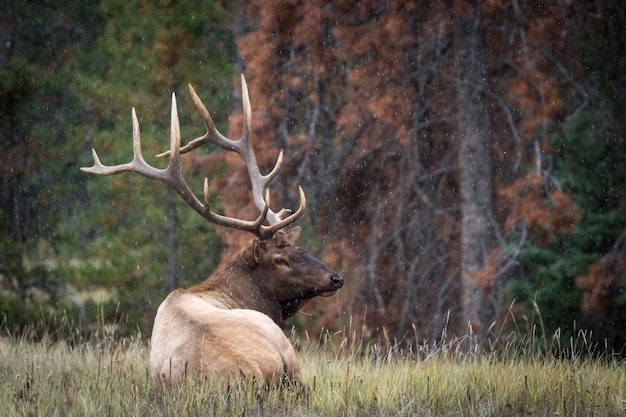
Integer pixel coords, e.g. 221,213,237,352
81,75,343,387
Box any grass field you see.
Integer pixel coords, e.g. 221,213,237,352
1,326,625,417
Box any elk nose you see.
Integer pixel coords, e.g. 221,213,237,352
330,274,343,289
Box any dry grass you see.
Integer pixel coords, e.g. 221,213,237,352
1,326,625,417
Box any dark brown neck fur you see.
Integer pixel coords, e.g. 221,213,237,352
188,256,287,326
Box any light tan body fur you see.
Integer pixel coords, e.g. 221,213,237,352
150,291,300,386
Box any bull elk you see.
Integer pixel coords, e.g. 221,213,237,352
81,75,343,387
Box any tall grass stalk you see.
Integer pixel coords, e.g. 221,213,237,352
1,319,625,416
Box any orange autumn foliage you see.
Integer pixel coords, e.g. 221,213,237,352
210,0,591,343
498,172,579,243
576,234,626,318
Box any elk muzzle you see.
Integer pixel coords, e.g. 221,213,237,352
319,273,343,297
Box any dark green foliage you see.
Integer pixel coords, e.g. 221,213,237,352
0,1,234,338
71,0,235,336
509,107,626,353
552,111,626,223
507,0,626,355
0,0,105,338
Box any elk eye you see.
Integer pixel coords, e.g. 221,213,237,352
274,257,289,267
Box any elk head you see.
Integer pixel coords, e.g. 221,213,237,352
234,226,343,322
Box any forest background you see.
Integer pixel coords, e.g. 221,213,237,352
1,0,625,355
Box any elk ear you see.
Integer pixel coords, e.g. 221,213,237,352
282,226,301,246
242,238,261,267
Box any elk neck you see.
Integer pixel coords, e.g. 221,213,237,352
187,257,286,327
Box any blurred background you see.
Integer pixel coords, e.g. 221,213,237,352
1,0,624,355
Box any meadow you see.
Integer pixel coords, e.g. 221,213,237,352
1,324,625,417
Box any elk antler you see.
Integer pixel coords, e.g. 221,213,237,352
81,75,305,239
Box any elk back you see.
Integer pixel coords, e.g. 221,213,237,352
150,290,301,387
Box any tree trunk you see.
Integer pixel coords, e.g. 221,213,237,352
453,0,497,340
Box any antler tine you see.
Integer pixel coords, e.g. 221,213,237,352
81,92,278,238
155,77,281,221
81,107,169,181
81,94,207,212
155,84,239,158
262,186,307,236
223,75,286,226
82,75,306,239
157,75,297,228
169,94,181,167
